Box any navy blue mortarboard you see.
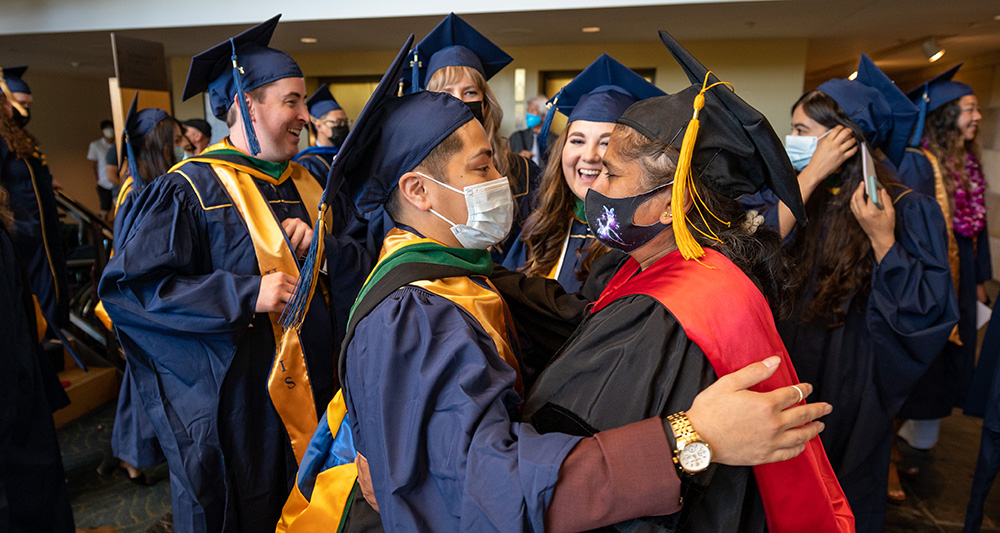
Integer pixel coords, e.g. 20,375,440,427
538,53,665,156
407,13,513,94
617,30,804,258
181,14,302,156
1,66,29,94
817,54,917,166
906,64,975,146
306,83,342,118
120,94,171,187
282,33,474,329
0,66,29,118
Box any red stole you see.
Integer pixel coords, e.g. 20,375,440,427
592,249,855,533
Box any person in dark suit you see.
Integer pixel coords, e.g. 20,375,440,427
509,95,557,166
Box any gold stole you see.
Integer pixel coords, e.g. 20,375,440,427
209,157,324,465
921,148,963,345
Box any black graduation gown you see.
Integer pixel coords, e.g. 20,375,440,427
523,294,765,532
0,223,74,533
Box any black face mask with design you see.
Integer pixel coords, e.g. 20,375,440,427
329,125,349,148
13,109,29,128
464,101,485,124
584,182,673,253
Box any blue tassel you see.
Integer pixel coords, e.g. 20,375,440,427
280,202,327,330
231,38,261,156
909,87,929,147
537,93,560,158
409,48,421,94
125,132,144,188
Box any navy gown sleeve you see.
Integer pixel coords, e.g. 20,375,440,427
344,286,581,532
99,174,259,339
976,216,992,285
868,192,959,410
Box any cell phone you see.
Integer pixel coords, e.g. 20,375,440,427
862,143,884,210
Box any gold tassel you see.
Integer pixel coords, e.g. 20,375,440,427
671,72,733,260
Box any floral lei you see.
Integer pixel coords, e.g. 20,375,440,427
926,141,987,238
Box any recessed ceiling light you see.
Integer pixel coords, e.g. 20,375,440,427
581,27,601,33
994,14,1000,21
300,37,318,44
848,71,858,81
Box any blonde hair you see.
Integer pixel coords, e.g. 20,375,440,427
426,65,516,177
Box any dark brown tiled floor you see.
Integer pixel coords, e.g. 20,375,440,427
886,410,1000,532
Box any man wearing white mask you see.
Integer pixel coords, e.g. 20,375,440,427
88,119,116,219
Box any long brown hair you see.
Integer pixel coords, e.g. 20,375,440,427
612,124,792,319
520,127,609,280
0,93,33,159
0,183,13,231
922,98,981,213
426,66,518,178
120,117,181,185
787,90,893,323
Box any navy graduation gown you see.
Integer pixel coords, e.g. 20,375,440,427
492,153,541,263
502,215,595,293
293,146,336,187
964,311,1000,532
895,149,992,419
99,160,369,533
773,190,958,532
0,223,74,533
342,255,580,531
0,137,69,329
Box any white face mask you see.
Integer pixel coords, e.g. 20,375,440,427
784,129,832,171
417,171,513,249
102,127,114,139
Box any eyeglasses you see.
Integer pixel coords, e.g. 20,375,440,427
317,119,349,128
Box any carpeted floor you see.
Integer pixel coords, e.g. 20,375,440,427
58,401,171,533
57,402,1000,532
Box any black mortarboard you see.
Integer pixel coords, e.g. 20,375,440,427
306,83,342,118
618,30,804,259
906,64,974,146
182,118,212,139
817,54,918,166
282,34,474,329
407,13,513,93
538,53,665,156
120,94,171,186
181,15,302,155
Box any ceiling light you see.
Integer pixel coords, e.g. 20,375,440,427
581,27,601,33
300,37,318,44
922,38,945,63
848,71,858,81
994,14,1000,21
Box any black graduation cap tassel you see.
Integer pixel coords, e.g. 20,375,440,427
231,38,262,156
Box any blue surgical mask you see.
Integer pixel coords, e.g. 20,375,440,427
525,113,542,129
784,129,831,171
174,144,188,163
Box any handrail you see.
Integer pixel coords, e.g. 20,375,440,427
55,189,114,240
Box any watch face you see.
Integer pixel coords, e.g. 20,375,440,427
679,441,711,473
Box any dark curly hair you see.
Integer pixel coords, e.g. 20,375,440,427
922,98,981,214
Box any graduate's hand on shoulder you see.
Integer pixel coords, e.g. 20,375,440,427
281,217,314,259
850,182,895,262
355,453,379,513
685,356,832,466
255,272,297,313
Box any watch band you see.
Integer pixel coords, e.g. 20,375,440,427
666,411,699,448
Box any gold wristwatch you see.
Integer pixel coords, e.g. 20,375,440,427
666,411,712,474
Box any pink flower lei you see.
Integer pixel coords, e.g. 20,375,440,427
951,152,987,238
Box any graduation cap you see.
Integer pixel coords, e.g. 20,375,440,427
281,34,475,329
306,83,342,119
538,53,666,157
120,94,172,187
407,13,513,94
617,30,805,260
181,14,302,156
0,66,29,118
906,64,974,146
817,54,918,167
